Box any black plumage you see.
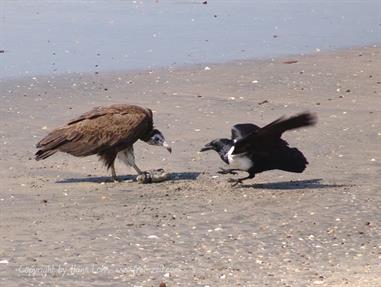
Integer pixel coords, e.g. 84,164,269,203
200,112,317,185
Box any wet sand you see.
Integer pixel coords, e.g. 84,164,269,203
0,46,380,286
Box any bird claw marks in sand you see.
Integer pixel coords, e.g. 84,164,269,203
137,169,170,184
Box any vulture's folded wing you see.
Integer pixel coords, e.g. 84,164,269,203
67,104,152,125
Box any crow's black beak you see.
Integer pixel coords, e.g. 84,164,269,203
200,143,214,152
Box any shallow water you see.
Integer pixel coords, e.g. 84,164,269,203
0,0,380,79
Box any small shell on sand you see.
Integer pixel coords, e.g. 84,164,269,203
147,235,159,239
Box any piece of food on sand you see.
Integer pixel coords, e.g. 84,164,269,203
137,169,170,184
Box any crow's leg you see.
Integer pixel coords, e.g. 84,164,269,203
218,168,240,175
228,172,255,186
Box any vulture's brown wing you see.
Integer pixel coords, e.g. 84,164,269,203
36,105,153,159
67,104,152,125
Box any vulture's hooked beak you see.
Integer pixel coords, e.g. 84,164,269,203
200,143,214,152
163,141,172,153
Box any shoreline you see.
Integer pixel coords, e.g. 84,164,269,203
1,45,380,286
1,43,379,83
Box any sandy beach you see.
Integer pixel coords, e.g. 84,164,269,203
0,46,380,286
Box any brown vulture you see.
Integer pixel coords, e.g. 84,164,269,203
200,112,316,185
35,104,171,181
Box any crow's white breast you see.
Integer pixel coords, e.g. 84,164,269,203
227,146,253,171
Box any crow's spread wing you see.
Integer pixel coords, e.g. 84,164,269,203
232,112,316,155
231,123,260,141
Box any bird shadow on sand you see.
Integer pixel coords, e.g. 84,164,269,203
56,172,201,184
56,175,135,184
240,178,348,190
169,172,201,181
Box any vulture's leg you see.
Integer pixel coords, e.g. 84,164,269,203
98,150,119,182
118,146,143,175
131,163,142,175
110,163,121,182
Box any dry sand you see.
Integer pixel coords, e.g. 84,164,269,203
0,46,380,286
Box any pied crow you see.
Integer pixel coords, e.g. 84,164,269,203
200,112,317,185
